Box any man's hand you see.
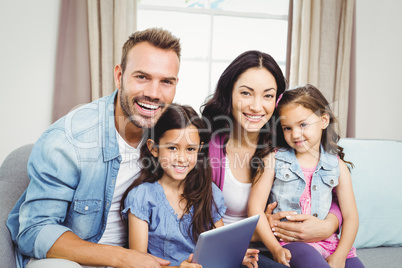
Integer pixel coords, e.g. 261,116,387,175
265,202,338,243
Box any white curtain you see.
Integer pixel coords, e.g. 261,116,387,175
87,0,137,100
289,0,355,137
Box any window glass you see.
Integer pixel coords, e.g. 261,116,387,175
137,0,289,112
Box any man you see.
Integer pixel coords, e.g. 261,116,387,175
7,28,181,268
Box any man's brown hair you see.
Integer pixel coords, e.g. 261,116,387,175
120,27,181,74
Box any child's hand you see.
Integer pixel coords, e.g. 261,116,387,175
326,253,346,268
272,247,291,267
179,254,202,268
242,248,259,268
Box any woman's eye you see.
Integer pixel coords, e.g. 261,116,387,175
265,94,274,99
240,91,250,96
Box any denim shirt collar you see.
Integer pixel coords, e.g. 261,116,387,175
102,89,120,162
275,146,338,171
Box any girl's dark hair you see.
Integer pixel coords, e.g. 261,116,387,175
276,84,353,167
120,104,217,243
201,50,287,183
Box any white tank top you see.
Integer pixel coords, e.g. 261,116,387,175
222,160,252,225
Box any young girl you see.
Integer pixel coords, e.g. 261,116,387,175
121,104,259,267
248,85,364,268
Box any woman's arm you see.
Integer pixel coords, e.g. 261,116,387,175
326,160,359,266
247,153,291,266
266,205,339,243
128,212,149,252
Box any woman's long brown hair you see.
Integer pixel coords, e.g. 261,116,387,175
120,104,218,243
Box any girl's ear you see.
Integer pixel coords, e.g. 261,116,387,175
321,113,330,129
147,139,158,157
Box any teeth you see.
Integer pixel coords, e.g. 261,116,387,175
174,165,186,170
137,102,159,110
245,114,263,119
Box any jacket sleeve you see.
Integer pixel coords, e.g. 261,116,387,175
15,128,80,259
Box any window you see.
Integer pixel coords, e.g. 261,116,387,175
137,0,289,112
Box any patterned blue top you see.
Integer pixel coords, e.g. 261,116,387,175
122,181,227,266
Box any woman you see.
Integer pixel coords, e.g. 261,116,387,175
201,50,342,267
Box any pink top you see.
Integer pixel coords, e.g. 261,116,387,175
280,166,356,259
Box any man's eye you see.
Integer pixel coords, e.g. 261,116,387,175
163,80,173,85
135,75,147,80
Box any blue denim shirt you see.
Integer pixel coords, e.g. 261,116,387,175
122,181,226,266
7,90,121,268
268,147,340,220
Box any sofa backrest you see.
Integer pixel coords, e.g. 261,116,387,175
339,138,402,249
0,144,33,268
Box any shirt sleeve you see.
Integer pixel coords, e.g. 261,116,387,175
15,129,80,259
211,183,227,223
122,183,154,224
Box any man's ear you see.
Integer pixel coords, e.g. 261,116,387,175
114,64,122,89
321,113,330,129
147,139,158,157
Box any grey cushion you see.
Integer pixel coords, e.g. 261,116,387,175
0,144,33,268
357,247,402,268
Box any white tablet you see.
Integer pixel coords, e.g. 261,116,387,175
191,215,260,268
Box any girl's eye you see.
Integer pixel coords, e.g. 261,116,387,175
168,146,177,151
283,127,291,131
301,123,308,128
187,147,197,152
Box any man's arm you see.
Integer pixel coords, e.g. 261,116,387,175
47,231,169,268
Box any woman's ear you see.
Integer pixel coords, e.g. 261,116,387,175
199,142,204,151
321,113,330,129
147,139,158,157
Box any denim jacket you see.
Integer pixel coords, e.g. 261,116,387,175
268,147,340,220
7,90,122,268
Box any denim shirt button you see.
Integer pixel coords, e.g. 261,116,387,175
313,213,318,217
85,206,89,211
330,179,334,185
285,173,290,179
312,185,317,191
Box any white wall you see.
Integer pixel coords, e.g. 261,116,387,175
355,0,402,140
0,0,401,166
0,0,61,165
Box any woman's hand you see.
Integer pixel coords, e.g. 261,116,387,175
272,246,291,267
265,202,338,243
178,254,202,268
242,248,259,268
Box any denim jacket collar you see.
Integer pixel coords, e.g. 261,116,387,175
102,89,120,162
275,146,338,171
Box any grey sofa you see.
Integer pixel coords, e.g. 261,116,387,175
1,139,402,267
